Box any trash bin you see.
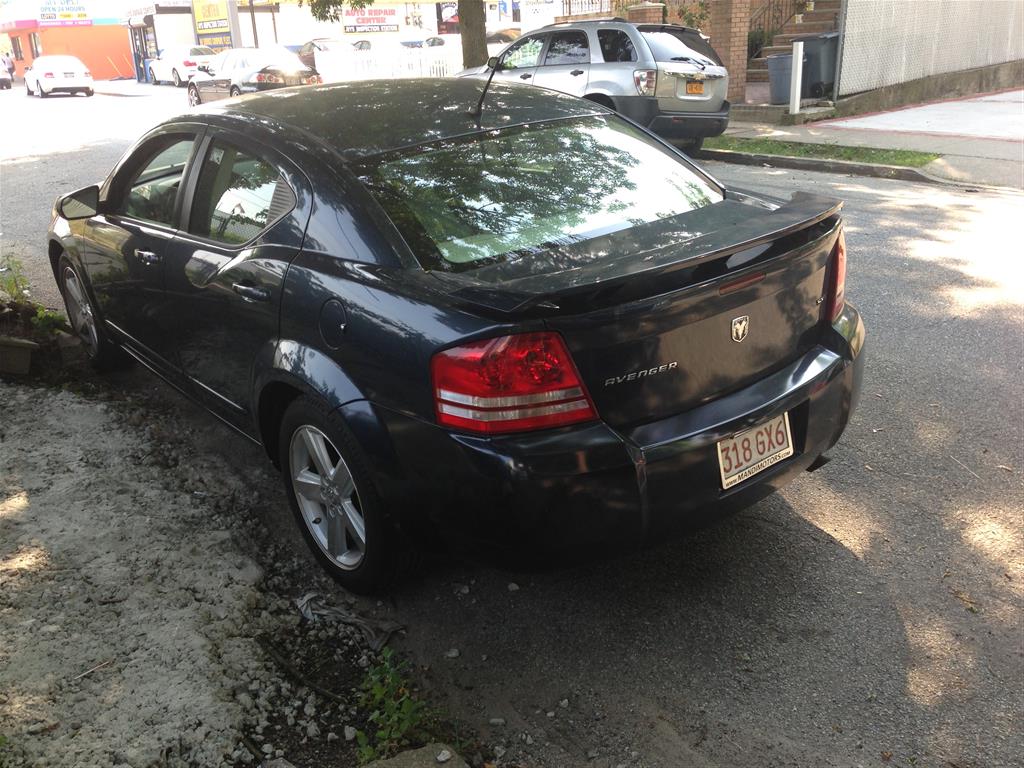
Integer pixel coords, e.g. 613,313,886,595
796,31,839,98
766,53,794,105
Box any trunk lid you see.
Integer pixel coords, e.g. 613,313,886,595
430,192,843,429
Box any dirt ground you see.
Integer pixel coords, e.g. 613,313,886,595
0,374,409,768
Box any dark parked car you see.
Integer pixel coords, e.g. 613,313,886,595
187,46,320,106
48,79,864,593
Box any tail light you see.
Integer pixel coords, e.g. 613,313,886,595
431,332,597,435
43,72,54,78
825,228,847,322
84,71,91,78
255,72,284,83
633,69,657,96
302,74,322,84
183,59,196,67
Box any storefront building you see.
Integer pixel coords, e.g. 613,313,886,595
124,1,198,80
0,0,134,79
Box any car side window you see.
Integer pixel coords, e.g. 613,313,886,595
598,29,637,62
188,139,295,245
118,136,196,227
544,31,589,66
501,35,544,69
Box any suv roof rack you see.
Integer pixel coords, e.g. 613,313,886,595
541,16,629,28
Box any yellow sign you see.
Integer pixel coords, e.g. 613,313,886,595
192,1,229,34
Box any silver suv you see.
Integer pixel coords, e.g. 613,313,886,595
460,19,729,151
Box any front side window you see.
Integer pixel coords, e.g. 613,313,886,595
119,136,195,227
360,116,722,272
544,31,589,66
598,29,636,62
188,140,294,245
501,35,544,69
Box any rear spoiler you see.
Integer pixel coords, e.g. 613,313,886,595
431,191,842,316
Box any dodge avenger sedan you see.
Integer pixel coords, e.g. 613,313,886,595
48,79,864,592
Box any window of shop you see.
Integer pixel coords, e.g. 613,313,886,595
10,37,24,61
29,32,42,58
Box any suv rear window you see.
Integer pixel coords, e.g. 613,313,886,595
597,29,637,62
640,28,722,66
358,116,722,272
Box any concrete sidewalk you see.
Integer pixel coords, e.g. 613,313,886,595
726,90,1024,189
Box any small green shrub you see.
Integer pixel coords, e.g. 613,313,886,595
30,306,68,337
355,648,430,764
0,255,30,301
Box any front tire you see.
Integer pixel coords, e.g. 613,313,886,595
279,396,398,594
229,86,240,98
84,88,94,97
171,68,181,87
58,255,123,371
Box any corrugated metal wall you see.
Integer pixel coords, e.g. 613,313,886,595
837,0,1024,97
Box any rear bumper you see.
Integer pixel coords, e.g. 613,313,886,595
41,85,92,94
354,305,865,555
615,95,730,141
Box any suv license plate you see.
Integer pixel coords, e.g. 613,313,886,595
686,81,704,95
717,412,794,490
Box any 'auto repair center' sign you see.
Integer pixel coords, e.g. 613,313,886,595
343,6,399,33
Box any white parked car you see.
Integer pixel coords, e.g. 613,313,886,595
149,45,215,87
24,55,93,97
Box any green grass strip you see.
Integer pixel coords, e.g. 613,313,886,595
704,136,940,168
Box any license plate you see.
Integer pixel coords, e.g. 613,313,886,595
717,412,793,490
64,72,75,77
685,81,704,95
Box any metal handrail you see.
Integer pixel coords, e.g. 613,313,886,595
748,0,800,58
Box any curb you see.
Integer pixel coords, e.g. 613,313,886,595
695,148,942,185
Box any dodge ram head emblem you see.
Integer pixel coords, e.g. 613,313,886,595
731,315,750,343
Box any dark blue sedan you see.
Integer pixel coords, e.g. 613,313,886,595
47,79,864,592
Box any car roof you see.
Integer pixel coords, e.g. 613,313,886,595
196,78,604,161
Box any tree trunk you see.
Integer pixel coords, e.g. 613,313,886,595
458,0,488,69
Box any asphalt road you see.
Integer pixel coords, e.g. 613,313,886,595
1,84,1021,768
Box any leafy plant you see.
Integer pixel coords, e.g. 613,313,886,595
355,648,430,764
674,0,710,29
0,255,30,301
30,306,68,337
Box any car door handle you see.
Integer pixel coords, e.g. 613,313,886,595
519,73,531,80
570,69,584,76
232,282,271,302
135,249,161,265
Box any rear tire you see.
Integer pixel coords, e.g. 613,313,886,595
25,81,33,96
57,255,125,372
187,84,201,106
171,68,181,87
278,396,400,594
38,84,47,98
229,86,240,98
583,93,616,112
84,88,94,97
678,138,704,155
149,68,158,84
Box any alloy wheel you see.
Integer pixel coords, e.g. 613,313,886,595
289,425,366,570
172,68,181,87
61,266,99,356
188,86,200,106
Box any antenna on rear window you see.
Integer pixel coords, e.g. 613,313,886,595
469,55,501,127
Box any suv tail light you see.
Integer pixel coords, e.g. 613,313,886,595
825,228,847,322
633,69,657,96
183,59,196,67
432,332,598,435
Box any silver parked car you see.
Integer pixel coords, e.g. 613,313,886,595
460,19,728,151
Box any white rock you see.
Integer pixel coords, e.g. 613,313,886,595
444,648,460,659
507,582,520,592
436,748,452,763
559,698,569,708
489,717,506,726
343,725,357,741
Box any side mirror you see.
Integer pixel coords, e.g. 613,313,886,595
59,185,99,220
487,56,499,70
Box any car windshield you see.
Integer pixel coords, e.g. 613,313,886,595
191,46,215,56
358,115,723,272
641,30,721,66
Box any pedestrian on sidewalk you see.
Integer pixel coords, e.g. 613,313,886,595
1,51,14,79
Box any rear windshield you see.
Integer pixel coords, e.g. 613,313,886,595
191,46,215,56
358,115,722,272
640,28,722,66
